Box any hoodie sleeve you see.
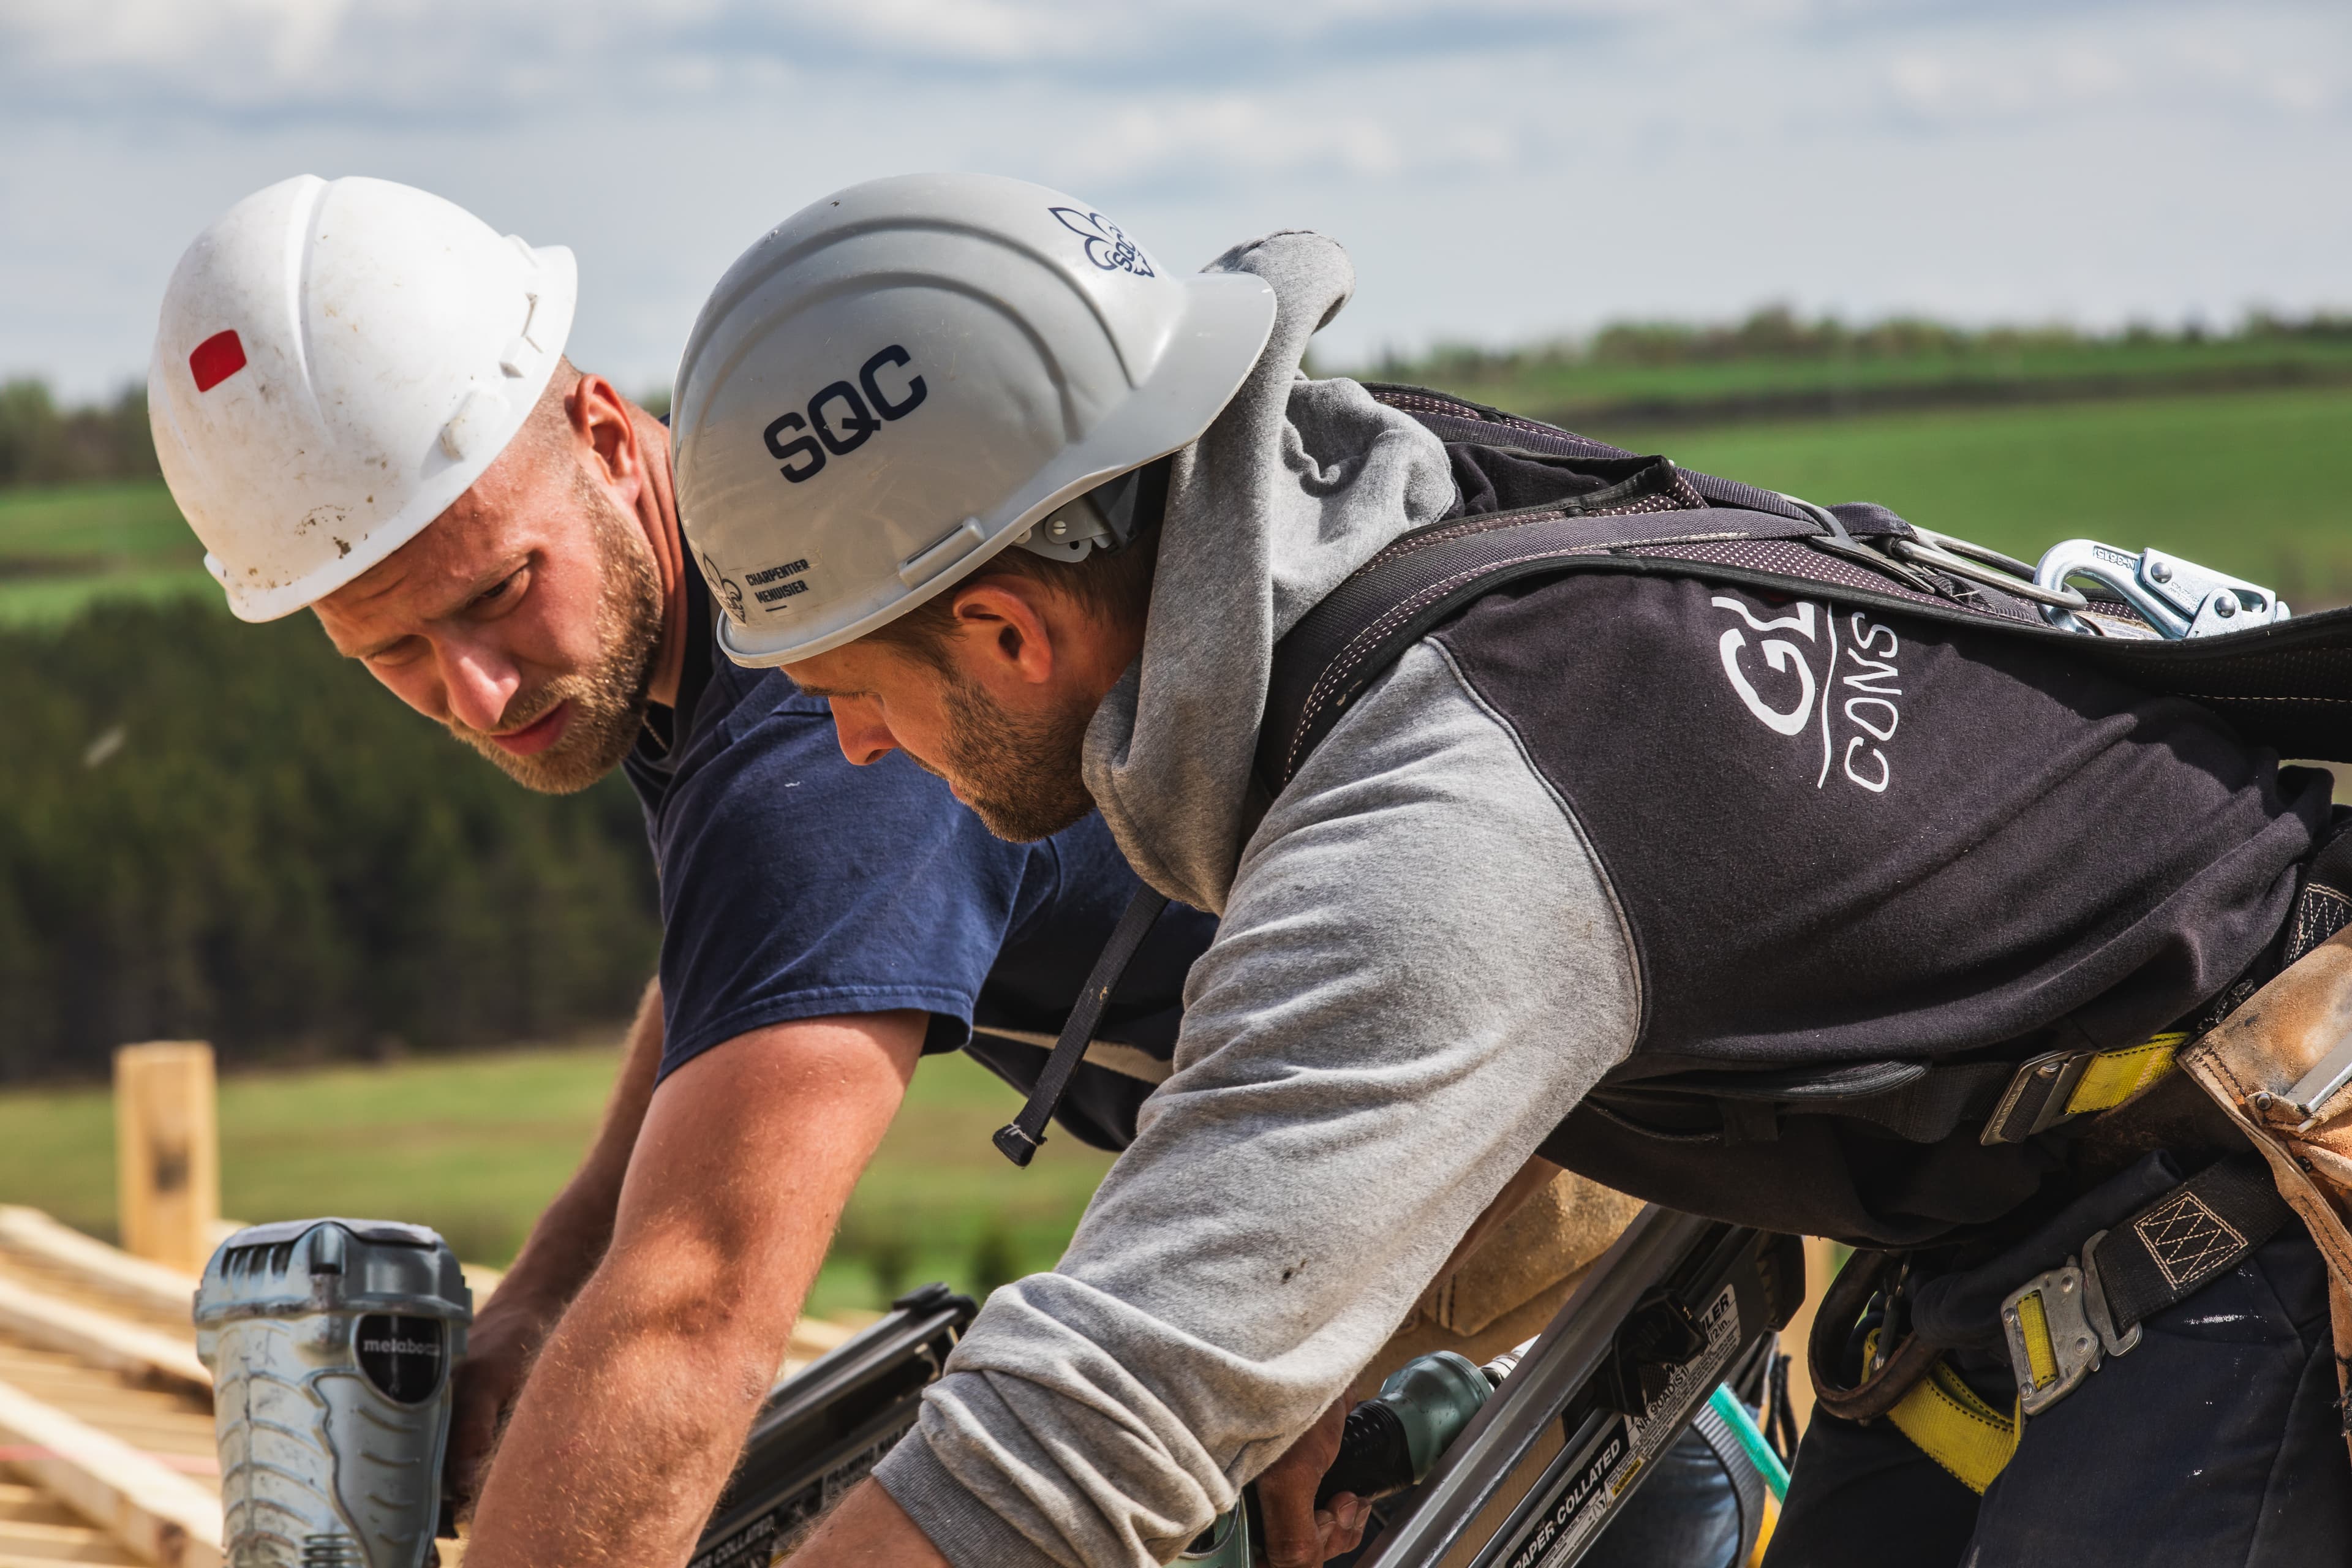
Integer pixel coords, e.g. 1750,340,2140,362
870,639,1645,1567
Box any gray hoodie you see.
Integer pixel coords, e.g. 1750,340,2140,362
870,233,1644,1567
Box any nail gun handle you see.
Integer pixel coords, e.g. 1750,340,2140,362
1316,1399,1417,1507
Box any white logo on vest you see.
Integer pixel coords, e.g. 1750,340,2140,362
1711,595,1904,793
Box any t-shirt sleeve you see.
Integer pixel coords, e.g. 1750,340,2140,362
649,694,1033,1080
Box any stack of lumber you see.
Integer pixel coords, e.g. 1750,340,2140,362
0,1206,858,1566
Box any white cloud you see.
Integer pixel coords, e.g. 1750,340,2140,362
1,0,2346,396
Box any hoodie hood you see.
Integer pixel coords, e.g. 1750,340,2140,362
1080,232,1458,914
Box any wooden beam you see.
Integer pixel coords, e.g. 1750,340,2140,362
0,1213,193,1327
0,1282,205,1398
111,1047,220,1278
0,1378,219,1568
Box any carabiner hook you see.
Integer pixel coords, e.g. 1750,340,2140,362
2034,541,2288,639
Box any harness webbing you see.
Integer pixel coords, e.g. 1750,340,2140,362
1893,1152,2291,1490
992,886,1173,1166
1260,384,2352,795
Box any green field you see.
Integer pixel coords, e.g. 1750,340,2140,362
1580,386,2352,606
0,1042,1114,1317
1402,331,2352,427
0,480,208,627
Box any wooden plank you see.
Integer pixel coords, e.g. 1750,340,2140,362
0,1286,205,1398
0,1216,192,1329
0,1379,219,1568
112,1046,219,1277
0,1483,82,1525
0,1515,124,1561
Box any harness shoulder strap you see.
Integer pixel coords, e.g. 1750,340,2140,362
1259,383,2352,794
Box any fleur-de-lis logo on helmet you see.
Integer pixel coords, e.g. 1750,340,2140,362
1049,206,1156,278
698,549,748,624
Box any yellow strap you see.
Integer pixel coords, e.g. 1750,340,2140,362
1866,1333,2022,1495
2063,1031,2186,1117
2011,1289,2059,1391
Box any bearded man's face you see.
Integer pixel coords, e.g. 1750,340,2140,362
783,635,1099,844
921,663,1096,842
440,469,663,793
314,424,666,796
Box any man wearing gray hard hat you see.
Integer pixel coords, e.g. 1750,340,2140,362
673,173,2352,1567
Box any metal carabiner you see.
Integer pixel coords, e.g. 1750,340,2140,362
2034,540,2290,639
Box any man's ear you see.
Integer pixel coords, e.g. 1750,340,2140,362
572,374,644,497
948,578,1058,687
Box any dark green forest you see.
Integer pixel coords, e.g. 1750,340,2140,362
0,599,659,1081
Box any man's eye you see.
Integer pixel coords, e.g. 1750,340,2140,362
367,638,426,668
475,570,526,608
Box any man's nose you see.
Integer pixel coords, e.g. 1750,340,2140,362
441,640,524,734
829,697,899,766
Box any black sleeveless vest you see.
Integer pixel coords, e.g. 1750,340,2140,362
1261,386,2343,1247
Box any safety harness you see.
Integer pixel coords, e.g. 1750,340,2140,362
1246,383,2352,1489
1003,380,2352,1485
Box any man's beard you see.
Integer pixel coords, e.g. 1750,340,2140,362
924,670,1097,842
453,476,665,794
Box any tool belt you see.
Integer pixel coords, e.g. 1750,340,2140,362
1810,829,2352,1490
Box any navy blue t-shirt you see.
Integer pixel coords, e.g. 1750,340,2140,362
622,579,1212,1152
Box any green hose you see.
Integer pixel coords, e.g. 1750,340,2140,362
1706,1382,1790,1501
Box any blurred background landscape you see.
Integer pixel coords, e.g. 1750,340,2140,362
3,0,2346,1313
6,322,2348,1308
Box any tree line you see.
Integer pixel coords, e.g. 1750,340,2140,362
0,598,660,1081
0,382,158,490
1372,306,2352,381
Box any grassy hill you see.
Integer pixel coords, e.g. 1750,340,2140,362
0,1042,1112,1317
0,480,209,627
1583,385,2352,608
1378,313,2352,428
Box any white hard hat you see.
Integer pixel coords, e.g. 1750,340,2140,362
148,175,578,621
671,173,1275,666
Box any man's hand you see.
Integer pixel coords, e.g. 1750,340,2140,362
1256,1398,1370,1568
446,1283,566,1511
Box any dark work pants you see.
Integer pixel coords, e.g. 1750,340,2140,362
1763,1226,2352,1567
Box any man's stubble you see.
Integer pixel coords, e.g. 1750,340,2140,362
925,671,1097,844
453,470,665,795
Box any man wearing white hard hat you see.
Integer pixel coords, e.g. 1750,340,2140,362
147,173,1221,1553
669,173,2352,1568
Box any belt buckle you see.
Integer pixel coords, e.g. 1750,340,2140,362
2000,1233,2138,1417
1981,1047,2095,1145
2000,1262,2101,1415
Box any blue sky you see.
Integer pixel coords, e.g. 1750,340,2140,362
3,0,2346,399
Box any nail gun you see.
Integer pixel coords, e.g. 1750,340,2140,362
194,1218,976,1568
1185,1209,1804,1568
196,1210,1788,1568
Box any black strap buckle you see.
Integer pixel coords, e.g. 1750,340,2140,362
1980,1047,2097,1145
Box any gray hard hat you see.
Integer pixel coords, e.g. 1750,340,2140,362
672,173,1276,666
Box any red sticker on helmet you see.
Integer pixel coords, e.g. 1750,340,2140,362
189,330,247,393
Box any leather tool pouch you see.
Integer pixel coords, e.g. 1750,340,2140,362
2179,923,2352,1457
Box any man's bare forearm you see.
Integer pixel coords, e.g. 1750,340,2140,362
449,980,671,1504
461,1011,925,1568
495,978,668,1313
